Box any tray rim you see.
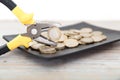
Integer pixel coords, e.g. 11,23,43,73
3,22,120,59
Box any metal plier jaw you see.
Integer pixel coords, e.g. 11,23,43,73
22,23,57,46
0,0,57,55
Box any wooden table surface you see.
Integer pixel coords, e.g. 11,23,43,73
0,21,120,80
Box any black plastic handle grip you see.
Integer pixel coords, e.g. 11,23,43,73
0,44,10,55
0,0,16,10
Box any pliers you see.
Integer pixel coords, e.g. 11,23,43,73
0,0,57,55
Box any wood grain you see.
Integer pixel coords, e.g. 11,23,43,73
0,21,120,80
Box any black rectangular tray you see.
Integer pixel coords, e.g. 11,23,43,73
3,22,120,58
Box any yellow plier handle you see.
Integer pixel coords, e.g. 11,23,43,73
0,0,34,54
0,0,35,24
0,35,32,55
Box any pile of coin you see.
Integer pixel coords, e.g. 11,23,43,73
29,27,107,54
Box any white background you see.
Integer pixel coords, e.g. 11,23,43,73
0,0,120,21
